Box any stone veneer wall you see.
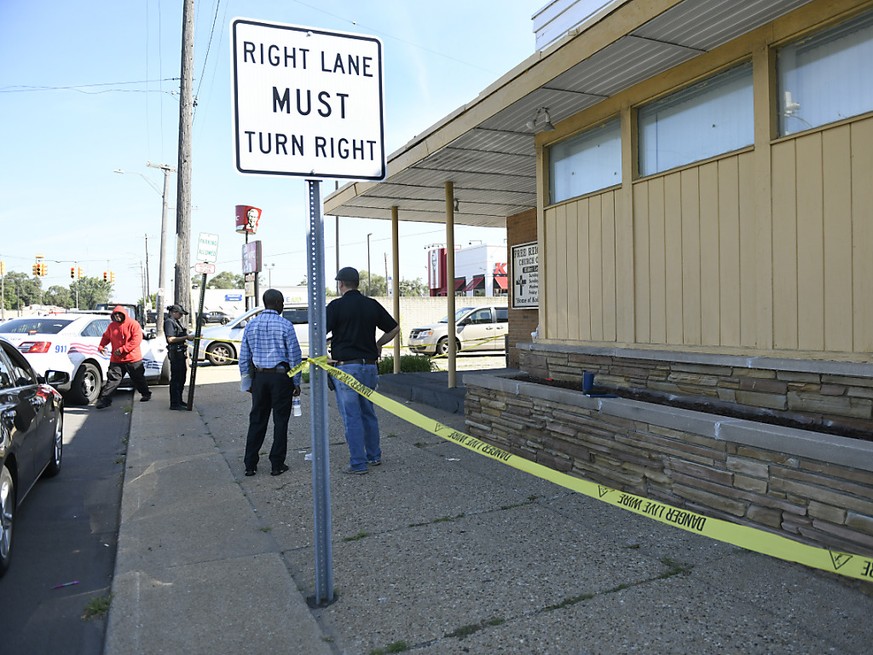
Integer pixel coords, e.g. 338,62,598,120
463,372,873,559
518,343,873,432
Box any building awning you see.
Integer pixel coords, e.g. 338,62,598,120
494,275,508,290
454,277,466,291
463,275,485,292
323,0,810,227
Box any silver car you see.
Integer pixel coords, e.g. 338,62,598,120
191,304,309,366
408,306,508,356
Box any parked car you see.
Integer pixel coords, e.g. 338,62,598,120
407,306,508,356
0,337,68,577
198,310,232,326
0,313,169,405
192,304,309,366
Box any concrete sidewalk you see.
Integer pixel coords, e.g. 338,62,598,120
105,366,873,655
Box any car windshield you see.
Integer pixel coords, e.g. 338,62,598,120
439,307,476,323
0,318,74,335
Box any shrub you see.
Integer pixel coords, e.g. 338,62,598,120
378,355,435,374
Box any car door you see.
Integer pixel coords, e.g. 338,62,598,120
0,343,45,495
459,308,495,351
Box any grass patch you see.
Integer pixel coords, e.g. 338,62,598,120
343,531,370,542
446,616,505,640
369,641,409,654
82,594,112,620
544,591,595,611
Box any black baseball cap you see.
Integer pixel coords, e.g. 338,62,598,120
335,267,359,283
167,305,188,314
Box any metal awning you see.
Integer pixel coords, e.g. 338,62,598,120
324,0,813,226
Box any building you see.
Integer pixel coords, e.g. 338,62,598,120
325,0,873,556
427,243,508,297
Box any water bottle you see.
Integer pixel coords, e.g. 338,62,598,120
292,396,302,417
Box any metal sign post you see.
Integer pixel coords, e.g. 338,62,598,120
306,179,333,605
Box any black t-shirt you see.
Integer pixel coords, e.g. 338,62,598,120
164,316,188,352
326,290,398,361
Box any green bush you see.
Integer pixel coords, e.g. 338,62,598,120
378,354,436,374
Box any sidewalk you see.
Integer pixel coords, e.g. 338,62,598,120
105,366,873,655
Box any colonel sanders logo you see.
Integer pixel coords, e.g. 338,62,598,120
235,205,262,235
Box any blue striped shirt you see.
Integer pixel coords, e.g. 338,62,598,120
238,309,302,385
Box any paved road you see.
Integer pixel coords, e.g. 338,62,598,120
0,396,130,655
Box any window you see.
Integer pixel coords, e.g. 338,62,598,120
496,308,508,323
282,309,308,324
82,320,110,337
549,118,621,204
0,348,13,389
638,63,753,176
0,318,73,335
778,10,873,136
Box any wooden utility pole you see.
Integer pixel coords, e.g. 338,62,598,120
174,0,195,323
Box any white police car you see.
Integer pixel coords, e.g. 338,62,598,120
0,313,168,405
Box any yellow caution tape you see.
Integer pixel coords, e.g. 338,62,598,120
306,356,873,583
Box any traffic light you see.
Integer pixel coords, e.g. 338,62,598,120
70,267,76,279
102,271,108,282
40,263,47,276
0,261,5,275
110,271,116,283
32,263,39,276
78,267,84,278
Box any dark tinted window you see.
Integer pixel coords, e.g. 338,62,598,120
0,344,14,388
0,318,73,335
469,309,493,324
282,309,309,325
1,340,36,386
496,308,508,323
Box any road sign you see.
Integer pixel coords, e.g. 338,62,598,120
231,18,386,180
194,262,216,274
197,232,219,263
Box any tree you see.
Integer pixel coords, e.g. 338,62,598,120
400,277,428,297
2,271,42,309
72,277,112,309
197,271,244,289
44,285,73,308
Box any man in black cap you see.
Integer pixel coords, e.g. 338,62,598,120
327,266,400,474
164,304,192,410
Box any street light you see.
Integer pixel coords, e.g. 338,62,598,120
366,233,373,295
267,263,275,288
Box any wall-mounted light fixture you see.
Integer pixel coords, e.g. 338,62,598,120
525,107,555,132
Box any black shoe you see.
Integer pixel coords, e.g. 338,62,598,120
270,464,290,476
170,404,186,411
140,394,152,402
244,468,257,477
95,398,111,409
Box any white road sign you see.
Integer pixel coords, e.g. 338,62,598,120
197,232,219,264
231,18,386,180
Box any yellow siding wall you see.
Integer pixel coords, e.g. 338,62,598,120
544,116,873,357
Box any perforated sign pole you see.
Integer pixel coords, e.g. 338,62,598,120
307,179,334,605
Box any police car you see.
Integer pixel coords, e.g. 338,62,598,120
0,313,169,405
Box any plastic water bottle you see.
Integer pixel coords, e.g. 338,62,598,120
292,396,302,417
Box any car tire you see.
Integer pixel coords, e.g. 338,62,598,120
0,464,15,577
206,342,236,366
70,362,102,405
435,337,460,357
43,409,64,478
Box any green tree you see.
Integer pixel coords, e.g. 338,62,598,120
44,285,73,308
196,271,244,289
2,271,42,309
72,277,112,309
400,277,428,297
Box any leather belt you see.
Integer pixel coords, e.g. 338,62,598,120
254,366,288,373
335,359,377,366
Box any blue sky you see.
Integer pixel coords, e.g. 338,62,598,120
0,0,541,302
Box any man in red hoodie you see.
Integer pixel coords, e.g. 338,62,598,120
95,306,152,408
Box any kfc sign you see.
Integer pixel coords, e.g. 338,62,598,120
235,204,262,234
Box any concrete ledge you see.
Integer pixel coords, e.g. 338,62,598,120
465,372,873,473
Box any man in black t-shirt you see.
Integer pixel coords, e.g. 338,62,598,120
326,267,399,474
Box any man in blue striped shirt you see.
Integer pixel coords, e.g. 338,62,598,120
239,289,302,477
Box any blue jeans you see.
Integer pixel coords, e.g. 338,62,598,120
334,363,381,470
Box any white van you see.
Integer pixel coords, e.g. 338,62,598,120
407,306,508,356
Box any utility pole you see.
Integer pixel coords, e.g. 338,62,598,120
144,234,151,302
174,0,195,325
147,161,176,337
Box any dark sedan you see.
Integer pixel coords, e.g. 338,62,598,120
0,338,68,576
198,310,232,326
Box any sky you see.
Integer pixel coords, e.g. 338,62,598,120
0,0,542,304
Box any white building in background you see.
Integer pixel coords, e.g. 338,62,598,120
427,243,508,298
